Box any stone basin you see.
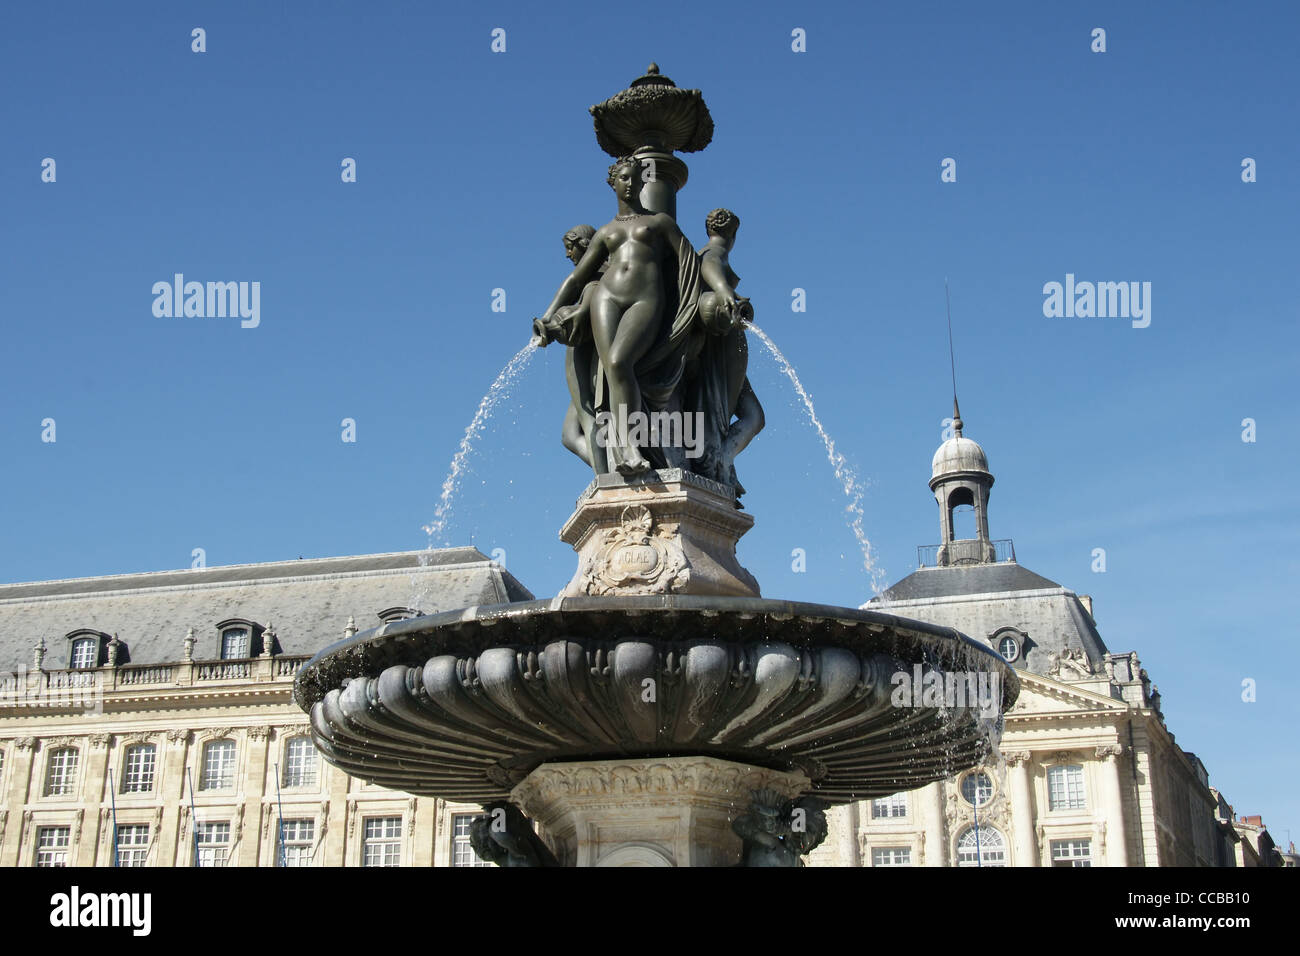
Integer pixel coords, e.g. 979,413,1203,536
293,595,1018,805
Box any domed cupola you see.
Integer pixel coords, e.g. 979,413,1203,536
929,399,996,566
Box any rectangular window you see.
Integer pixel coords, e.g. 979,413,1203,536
1050,839,1092,867
36,826,71,867
283,737,318,788
279,819,315,867
362,816,402,867
451,813,493,867
871,793,908,819
871,846,912,866
121,745,157,793
71,638,98,669
221,628,250,659
194,822,231,867
45,748,79,797
115,824,151,867
200,740,236,790
1047,765,1087,811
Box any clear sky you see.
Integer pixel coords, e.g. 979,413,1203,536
3,1,1297,844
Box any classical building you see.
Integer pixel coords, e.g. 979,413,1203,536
0,549,531,867
0,414,1275,867
807,406,1248,867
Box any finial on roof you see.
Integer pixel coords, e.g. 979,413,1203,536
952,396,963,437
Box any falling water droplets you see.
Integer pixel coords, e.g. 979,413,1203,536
746,322,887,593
411,340,539,610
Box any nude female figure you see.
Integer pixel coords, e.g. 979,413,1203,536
539,156,689,475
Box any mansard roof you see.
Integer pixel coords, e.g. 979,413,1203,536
876,562,1061,601
868,562,1109,677
0,548,533,671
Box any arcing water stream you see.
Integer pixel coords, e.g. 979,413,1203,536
412,323,888,609
746,322,888,594
411,341,539,610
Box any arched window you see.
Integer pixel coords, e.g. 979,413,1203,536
282,736,318,788
960,771,993,807
956,826,1007,866
44,747,80,797
220,627,250,660
377,607,419,625
121,744,157,793
199,739,237,790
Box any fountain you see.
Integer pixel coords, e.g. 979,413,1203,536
294,65,1017,866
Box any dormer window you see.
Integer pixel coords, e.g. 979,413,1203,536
215,619,268,659
377,607,420,625
65,630,110,669
220,627,250,659
990,627,1025,664
70,638,98,669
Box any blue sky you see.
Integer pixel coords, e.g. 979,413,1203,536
3,1,1297,843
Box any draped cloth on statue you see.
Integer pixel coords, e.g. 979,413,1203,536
555,232,737,478
592,231,706,473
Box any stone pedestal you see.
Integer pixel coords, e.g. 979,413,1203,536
511,756,809,867
558,469,760,598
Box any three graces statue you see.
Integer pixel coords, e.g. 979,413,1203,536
531,151,763,503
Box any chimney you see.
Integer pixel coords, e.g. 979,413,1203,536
1078,595,1094,620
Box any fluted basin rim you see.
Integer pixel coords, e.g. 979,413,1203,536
294,595,1019,710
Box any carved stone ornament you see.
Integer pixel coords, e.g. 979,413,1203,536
732,788,829,866
1048,646,1094,680
1004,750,1032,767
15,737,36,751
88,733,111,750
1095,743,1123,759
582,505,688,595
166,728,190,744
468,802,560,868
246,725,272,741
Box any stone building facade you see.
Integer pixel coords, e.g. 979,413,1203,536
0,419,1276,867
0,549,530,867
807,412,1254,867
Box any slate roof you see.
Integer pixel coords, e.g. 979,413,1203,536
876,563,1061,602
0,548,533,672
869,561,1110,677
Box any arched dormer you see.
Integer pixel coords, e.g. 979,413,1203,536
377,607,421,625
214,619,272,659
64,629,112,669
